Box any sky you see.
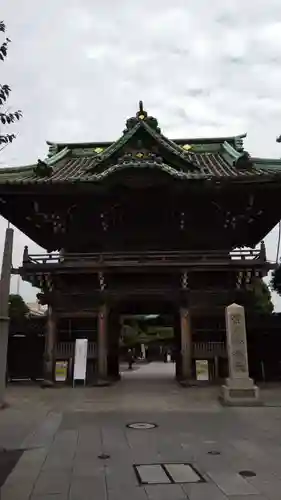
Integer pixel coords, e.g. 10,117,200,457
1,0,281,307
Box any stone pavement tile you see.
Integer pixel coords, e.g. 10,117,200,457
61,412,101,432
108,485,148,500
3,447,48,487
0,479,35,500
42,445,76,471
73,450,104,464
32,470,71,496
42,440,77,472
101,427,131,454
105,462,139,488
53,429,78,445
182,482,228,500
72,459,105,478
229,497,268,500
207,470,260,496
21,412,62,449
156,445,194,464
31,496,68,500
75,446,102,458
51,432,78,457
76,430,103,457
192,454,231,473
69,476,107,500
246,476,281,500
0,403,48,451
232,438,266,460
41,455,74,472
41,429,78,466
145,484,187,500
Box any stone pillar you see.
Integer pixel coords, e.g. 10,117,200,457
220,303,260,406
180,308,192,380
0,228,14,407
42,306,57,387
97,304,108,381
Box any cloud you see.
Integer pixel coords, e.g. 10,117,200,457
1,0,281,305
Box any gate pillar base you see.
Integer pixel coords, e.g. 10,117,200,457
41,379,55,388
92,379,112,387
177,377,197,387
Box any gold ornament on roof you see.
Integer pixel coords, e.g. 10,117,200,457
94,147,104,154
137,101,148,120
182,144,192,151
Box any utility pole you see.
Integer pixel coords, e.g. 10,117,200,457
0,227,14,407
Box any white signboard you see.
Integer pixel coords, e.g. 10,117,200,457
73,339,88,382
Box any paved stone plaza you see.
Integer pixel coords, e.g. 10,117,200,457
1,363,281,499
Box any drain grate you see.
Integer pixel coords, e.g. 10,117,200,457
98,453,110,460
239,470,256,478
134,463,205,485
127,422,157,430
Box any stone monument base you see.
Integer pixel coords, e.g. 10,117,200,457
220,378,262,406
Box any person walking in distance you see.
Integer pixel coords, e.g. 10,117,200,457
127,349,134,370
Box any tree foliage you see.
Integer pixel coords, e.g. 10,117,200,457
0,21,22,146
121,320,174,346
9,294,29,320
241,279,274,314
270,264,281,297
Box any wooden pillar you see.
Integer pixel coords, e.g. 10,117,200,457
42,306,57,387
97,304,108,380
0,227,14,406
180,307,192,380
107,310,120,380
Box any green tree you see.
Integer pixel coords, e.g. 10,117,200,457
271,264,281,299
0,21,22,147
241,279,274,314
9,294,29,320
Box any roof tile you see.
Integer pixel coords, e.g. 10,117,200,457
0,149,278,184
0,104,280,184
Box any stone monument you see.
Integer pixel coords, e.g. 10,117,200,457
220,303,260,406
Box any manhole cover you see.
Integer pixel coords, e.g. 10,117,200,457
207,450,221,455
239,470,256,478
98,453,110,460
127,422,157,430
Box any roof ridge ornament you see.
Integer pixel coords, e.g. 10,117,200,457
33,159,53,178
124,101,161,133
137,100,147,120
234,151,253,170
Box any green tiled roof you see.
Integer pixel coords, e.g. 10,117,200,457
0,103,280,184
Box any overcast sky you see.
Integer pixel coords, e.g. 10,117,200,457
1,0,281,308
